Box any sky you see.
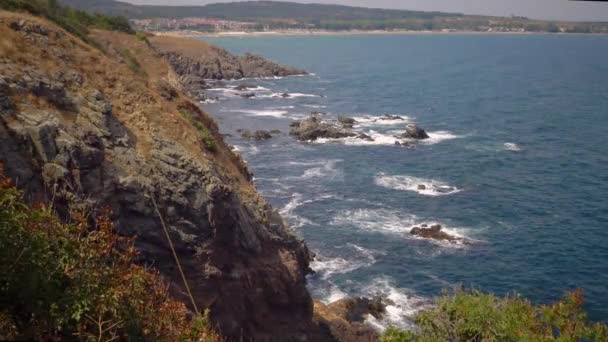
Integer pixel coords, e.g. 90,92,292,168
122,0,608,22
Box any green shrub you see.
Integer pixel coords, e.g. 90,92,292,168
381,288,608,342
136,31,151,46
119,48,145,75
179,106,217,152
0,167,220,341
0,0,134,43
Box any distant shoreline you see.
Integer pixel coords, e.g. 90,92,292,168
152,29,608,38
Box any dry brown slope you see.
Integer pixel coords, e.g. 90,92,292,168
0,10,330,341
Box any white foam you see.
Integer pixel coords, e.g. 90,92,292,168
302,104,327,109
361,277,429,330
352,115,411,127
289,159,343,180
200,98,219,104
375,173,461,196
331,208,475,246
310,244,376,280
422,131,463,145
504,142,522,151
235,109,288,118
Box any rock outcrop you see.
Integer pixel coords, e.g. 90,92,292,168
150,36,307,82
0,12,327,341
314,297,388,341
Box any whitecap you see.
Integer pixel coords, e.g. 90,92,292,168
331,208,476,246
310,244,376,280
422,131,464,145
361,277,429,330
504,142,522,151
289,159,343,180
302,104,327,109
375,173,461,196
351,115,412,127
235,109,288,118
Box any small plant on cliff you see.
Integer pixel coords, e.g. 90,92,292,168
178,104,218,152
380,288,608,342
0,167,220,341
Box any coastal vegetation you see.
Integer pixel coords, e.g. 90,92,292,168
380,289,608,341
0,167,220,341
1,1,608,341
0,0,133,43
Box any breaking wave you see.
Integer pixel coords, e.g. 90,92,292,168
375,173,462,196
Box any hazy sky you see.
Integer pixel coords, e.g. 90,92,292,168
123,0,608,22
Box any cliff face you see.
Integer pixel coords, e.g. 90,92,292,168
0,11,325,341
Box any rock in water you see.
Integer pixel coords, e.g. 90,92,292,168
410,225,469,244
234,83,256,91
401,123,430,140
240,92,255,99
240,129,273,140
417,184,427,190
289,115,357,141
337,115,356,126
281,92,291,98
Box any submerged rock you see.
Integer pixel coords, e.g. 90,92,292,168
281,92,291,98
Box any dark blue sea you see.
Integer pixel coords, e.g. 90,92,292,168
199,33,608,326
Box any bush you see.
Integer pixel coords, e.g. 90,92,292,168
381,288,608,341
0,166,220,341
178,104,218,152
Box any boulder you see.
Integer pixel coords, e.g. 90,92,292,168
401,124,430,140
417,184,426,190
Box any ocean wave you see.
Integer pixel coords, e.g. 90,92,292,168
310,244,377,280
279,193,316,228
351,115,412,126
302,104,327,109
422,131,464,145
375,173,462,196
331,208,476,246
289,159,343,181
504,142,522,151
362,277,429,330
235,109,288,118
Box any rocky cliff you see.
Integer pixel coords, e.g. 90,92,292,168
0,11,328,341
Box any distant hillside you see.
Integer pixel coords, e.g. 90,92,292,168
60,0,461,20
59,0,608,33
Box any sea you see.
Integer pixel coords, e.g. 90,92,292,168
198,33,608,327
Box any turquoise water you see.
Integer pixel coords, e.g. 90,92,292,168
200,34,608,325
